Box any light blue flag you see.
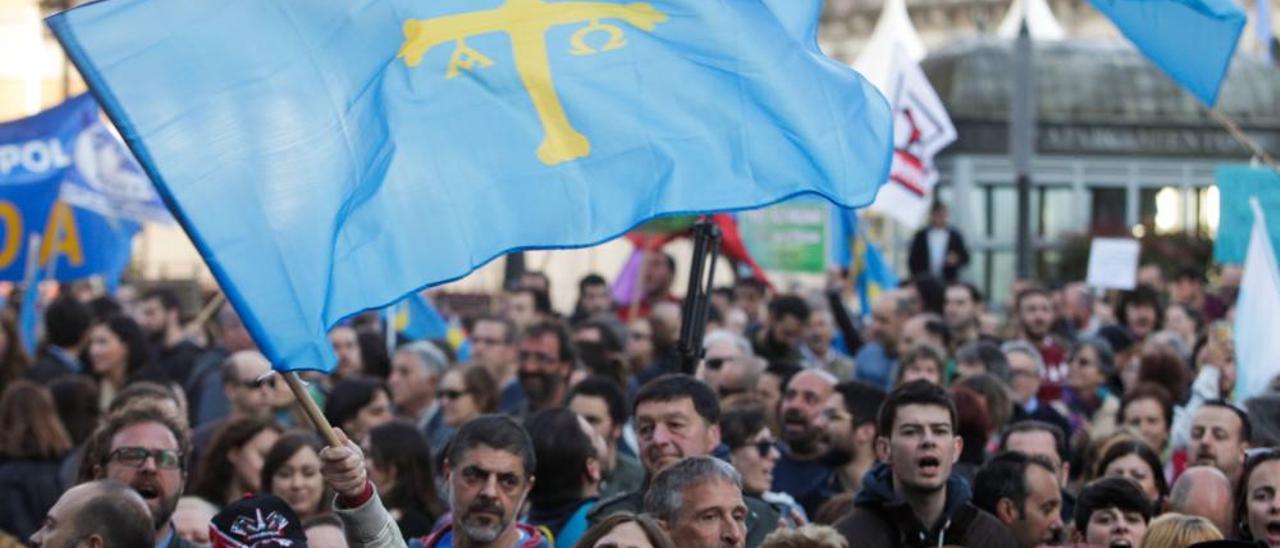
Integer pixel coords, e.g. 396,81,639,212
1091,0,1246,105
394,293,449,342
49,0,893,372
1213,165,1280,264
827,207,897,316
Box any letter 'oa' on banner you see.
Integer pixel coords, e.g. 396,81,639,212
48,0,894,372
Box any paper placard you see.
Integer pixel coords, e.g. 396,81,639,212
1086,238,1141,290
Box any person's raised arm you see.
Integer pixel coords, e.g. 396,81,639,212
319,429,408,548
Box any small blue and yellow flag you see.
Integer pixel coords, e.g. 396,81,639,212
49,0,893,372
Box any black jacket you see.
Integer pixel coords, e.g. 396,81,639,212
907,226,969,282
834,463,1016,548
0,459,67,541
26,347,81,384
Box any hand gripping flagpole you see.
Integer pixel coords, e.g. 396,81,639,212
282,371,343,447
678,217,722,375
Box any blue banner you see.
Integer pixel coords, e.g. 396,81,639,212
1091,0,1245,105
50,0,893,372
1214,165,1280,264
0,96,141,281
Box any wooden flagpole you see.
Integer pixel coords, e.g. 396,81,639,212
283,371,343,447
1207,107,1280,172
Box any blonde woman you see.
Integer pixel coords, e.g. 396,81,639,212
1137,513,1222,548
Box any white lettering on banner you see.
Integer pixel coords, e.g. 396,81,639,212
0,139,73,176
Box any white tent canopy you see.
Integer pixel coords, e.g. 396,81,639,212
997,0,1067,40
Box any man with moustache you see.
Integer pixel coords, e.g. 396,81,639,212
771,369,837,517
1187,400,1251,482
321,415,550,547
819,380,886,494
82,401,195,548
835,381,1015,547
588,374,780,547
517,320,576,415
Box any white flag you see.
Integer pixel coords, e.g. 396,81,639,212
1234,198,1280,401
866,51,956,227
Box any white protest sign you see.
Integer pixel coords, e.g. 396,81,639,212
1086,238,1141,290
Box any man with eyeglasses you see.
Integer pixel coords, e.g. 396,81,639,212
470,315,525,414
83,401,194,548
516,320,576,415
189,351,277,476
322,415,550,547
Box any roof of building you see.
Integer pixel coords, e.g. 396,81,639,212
923,38,1280,129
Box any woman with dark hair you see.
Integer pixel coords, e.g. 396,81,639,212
1119,382,1181,481
949,385,991,486
957,373,1014,438
87,315,154,410
261,431,330,521
367,420,445,539
719,402,803,525
0,311,31,391
356,330,391,379
0,381,73,540
1057,336,1121,439
573,513,676,548
1235,448,1280,546
323,376,393,445
191,416,282,507
48,375,101,446
1096,437,1168,507
439,365,498,429
1134,345,1189,404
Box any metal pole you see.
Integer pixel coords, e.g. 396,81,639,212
1011,18,1035,279
677,218,721,375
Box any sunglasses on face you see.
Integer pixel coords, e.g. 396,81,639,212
705,357,731,371
108,447,182,469
751,440,777,459
439,389,469,401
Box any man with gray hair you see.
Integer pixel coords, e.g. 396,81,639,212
31,480,155,547
697,330,760,399
1168,465,1234,537
643,456,747,548
390,341,451,450
1002,340,1071,437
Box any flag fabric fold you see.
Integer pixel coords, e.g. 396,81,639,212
1090,0,1245,105
49,0,892,371
1234,198,1280,401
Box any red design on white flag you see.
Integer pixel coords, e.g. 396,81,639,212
869,52,956,227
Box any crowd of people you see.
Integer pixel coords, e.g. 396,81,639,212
1,234,1278,548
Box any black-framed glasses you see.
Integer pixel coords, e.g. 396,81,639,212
752,440,777,459
108,447,182,469
439,389,468,401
